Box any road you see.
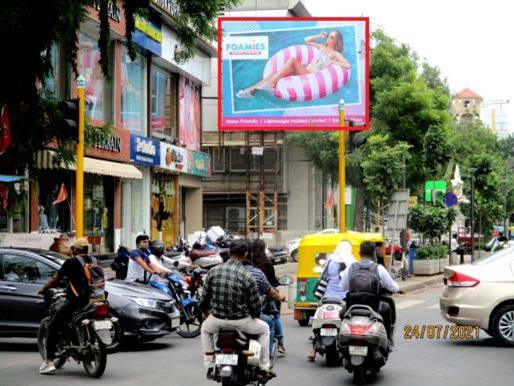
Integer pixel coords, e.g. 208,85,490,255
1,283,512,386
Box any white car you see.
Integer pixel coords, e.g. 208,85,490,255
440,247,514,346
287,228,339,262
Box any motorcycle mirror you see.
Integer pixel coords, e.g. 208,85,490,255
278,275,293,286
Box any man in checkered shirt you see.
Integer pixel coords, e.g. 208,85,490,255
200,240,272,378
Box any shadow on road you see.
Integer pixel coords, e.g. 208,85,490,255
120,341,174,352
0,340,38,352
446,337,508,348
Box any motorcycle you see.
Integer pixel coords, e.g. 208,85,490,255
207,327,273,386
338,293,396,384
311,297,344,366
149,272,203,338
37,288,120,378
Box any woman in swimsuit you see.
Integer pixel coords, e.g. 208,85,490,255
236,30,350,98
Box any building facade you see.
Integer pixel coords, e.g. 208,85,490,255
451,88,483,125
0,0,211,251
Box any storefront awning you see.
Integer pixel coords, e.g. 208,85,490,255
36,150,143,179
0,175,27,183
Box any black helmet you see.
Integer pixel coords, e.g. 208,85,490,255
151,240,165,257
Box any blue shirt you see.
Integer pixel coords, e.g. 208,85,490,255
324,260,347,299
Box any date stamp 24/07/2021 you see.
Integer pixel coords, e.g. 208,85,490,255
403,324,480,340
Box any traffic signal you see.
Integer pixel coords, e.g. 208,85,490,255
58,99,79,142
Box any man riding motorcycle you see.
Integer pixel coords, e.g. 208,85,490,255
125,235,167,283
38,237,105,375
339,241,401,350
199,240,274,380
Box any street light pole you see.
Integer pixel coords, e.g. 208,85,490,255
338,99,346,233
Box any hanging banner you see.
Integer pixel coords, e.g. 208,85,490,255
219,17,369,131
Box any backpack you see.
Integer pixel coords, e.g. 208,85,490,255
313,260,347,299
348,261,380,296
111,246,130,280
75,256,106,301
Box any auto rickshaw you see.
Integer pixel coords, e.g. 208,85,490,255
294,231,385,326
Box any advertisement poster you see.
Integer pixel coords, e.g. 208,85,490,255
179,76,201,150
130,135,160,166
219,17,369,131
160,142,188,173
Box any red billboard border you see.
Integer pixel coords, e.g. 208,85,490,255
217,16,370,132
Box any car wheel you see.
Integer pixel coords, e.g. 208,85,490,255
491,304,514,346
291,249,298,262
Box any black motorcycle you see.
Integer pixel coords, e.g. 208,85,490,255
37,288,120,378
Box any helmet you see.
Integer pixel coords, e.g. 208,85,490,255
151,240,165,257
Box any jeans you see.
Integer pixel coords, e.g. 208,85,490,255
46,301,80,360
261,314,275,358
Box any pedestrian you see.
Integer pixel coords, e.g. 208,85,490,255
451,234,465,264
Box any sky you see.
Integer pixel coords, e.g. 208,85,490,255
304,0,514,133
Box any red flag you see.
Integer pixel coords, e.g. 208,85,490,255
325,191,334,210
52,184,68,205
0,104,12,155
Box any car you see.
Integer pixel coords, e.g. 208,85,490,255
267,246,288,265
439,247,514,346
0,248,181,343
385,242,404,260
287,228,340,262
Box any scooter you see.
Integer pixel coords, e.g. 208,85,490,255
338,295,395,384
311,297,344,366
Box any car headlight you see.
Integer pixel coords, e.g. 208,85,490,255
127,297,159,309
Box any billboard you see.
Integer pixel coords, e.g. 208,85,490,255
179,76,201,151
218,17,369,131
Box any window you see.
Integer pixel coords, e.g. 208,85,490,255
121,46,146,134
78,33,106,122
151,67,178,141
1,253,55,284
263,148,279,171
463,100,470,108
229,148,248,171
211,148,225,172
44,45,60,96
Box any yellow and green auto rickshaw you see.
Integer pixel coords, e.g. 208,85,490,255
294,231,385,326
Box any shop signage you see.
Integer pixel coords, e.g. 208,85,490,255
93,1,121,23
134,16,162,56
189,151,211,177
150,0,180,19
130,135,160,166
160,142,187,172
93,135,121,153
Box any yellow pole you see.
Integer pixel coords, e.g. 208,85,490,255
76,76,85,238
338,99,346,233
491,108,496,133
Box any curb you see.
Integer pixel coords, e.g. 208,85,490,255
399,276,443,293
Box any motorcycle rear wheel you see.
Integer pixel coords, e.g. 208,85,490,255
353,366,367,385
325,343,340,367
82,340,107,378
37,317,66,369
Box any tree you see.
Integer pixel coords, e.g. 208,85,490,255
0,0,239,173
360,134,411,224
409,204,456,245
422,124,454,179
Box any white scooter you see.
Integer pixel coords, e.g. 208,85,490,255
311,297,344,366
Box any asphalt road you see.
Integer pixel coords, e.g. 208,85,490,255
1,283,513,386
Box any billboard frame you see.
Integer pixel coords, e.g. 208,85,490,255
217,16,370,132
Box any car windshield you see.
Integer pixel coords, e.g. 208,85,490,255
40,252,66,266
472,247,514,266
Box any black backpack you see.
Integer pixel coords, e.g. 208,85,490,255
111,246,130,280
348,261,380,296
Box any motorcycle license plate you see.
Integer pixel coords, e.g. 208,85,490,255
349,345,368,356
320,328,338,336
215,354,238,366
93,320,112,330
171,317,180,328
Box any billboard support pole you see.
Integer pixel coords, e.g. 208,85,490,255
76,75,85,238
339,99,346,233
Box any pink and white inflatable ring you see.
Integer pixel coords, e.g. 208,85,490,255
262,45,350,102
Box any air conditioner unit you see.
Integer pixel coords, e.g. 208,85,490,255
226,207,245,232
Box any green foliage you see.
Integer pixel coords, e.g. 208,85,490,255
409,204,455,244
422,124,454,179
415,244,448,260
360,134,411,205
